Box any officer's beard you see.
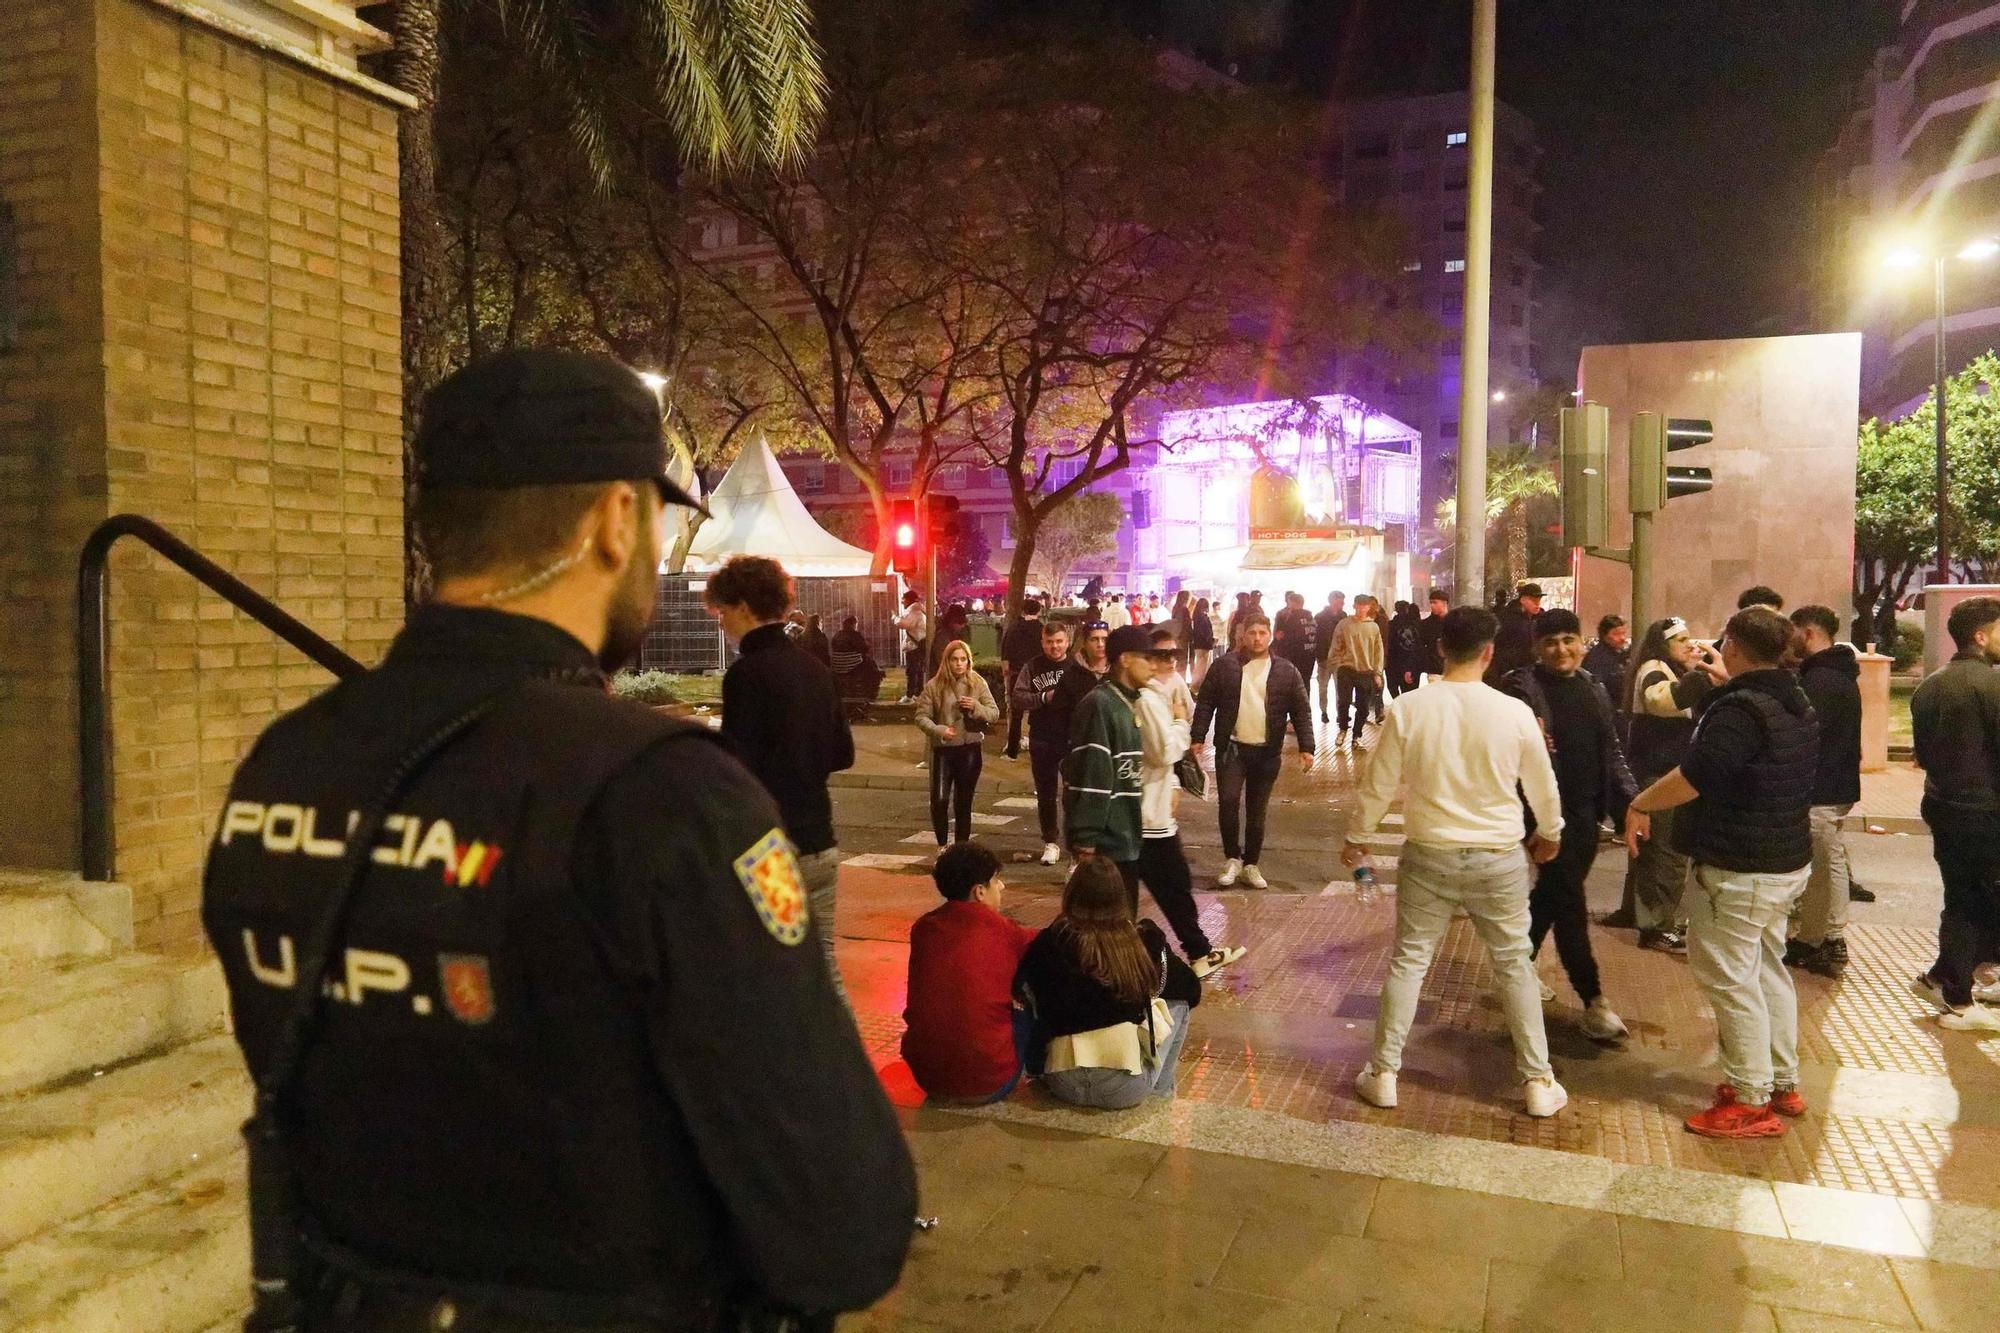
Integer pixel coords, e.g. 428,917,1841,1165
599,533,661,674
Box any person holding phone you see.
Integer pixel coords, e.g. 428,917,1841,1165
916,640,999,847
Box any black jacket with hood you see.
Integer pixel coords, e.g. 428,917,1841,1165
1796,645,1861,807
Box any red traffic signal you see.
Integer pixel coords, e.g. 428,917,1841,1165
889,500,920,574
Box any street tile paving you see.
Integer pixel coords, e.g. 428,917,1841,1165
839,863,2000,1209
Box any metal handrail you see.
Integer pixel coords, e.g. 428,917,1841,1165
78,515,364,880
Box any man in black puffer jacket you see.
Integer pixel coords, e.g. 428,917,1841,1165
1785,606,1861,978
1631,607,1819,1141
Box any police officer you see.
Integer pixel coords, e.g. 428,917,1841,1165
203,348,915,1331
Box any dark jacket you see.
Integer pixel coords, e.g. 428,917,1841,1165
1273,606,1316,663
1012,653,1101,751
1313,608,1346,667
1674,668,1820,874
1000,617,1044,671
1912,652,2000,814
1063,679,1145,861
1486,602,1538,684
1581,641,1630,713
1014,918,1200,1040
203,606,911,1315
1189,613,1215,650
1190,652,1314,754
1501,664,1639,825
801,626,831,668
1797,645,1862,807
1385,609,1425,682
722,623,856,855
1421,611,1449,674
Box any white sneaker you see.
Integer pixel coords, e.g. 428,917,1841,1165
1217,858,1243,887
1355,1063,1398,1108
1580,997,1629,1042
1911,973,1954,1013
1523,1077,1568,1118
1939,1005,2000,1033
1191,945,1247,979
1539,979,1556,1005
1039,843,1062,866
1974,975,2000,1006
1240,864,1269,890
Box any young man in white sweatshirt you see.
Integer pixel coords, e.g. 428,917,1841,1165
1133,628,1245,979
1343,606,1570,1118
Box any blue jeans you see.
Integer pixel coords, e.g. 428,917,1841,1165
1043,1000,1192,1110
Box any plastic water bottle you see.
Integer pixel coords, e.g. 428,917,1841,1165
1353,863,1378,905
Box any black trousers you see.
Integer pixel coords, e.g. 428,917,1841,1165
1118,835,1212,959
1530,818,1603,1004
903,643,927,699
1030,742,1064,844
1338,669,1382,733
1003,667,1025,755
929,744,982,845
1386,668,1417,700
1926,797,2000,1006
1217,742,1283,863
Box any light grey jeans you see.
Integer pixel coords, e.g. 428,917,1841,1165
1045,1000,1193,1110
798,847,848,1008
1373,841,1552,1084
1686,862,1810,1102
1795,804,1854,945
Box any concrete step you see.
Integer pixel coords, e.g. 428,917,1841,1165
0,1035,249,1248
0,954,227,1097
0,871,130,967
0,1150,246,1333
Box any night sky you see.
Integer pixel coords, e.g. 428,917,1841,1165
989,0,1895,381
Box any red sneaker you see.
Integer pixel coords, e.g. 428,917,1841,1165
1769,1088,1807,1118
1686,1094,1787,1139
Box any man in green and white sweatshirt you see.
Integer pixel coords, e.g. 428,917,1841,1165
1065,624,1155,868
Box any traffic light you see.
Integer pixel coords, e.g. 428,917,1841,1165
927,494,961,545
1628,413,1714,514
889,499,920,575
1559,402,1609,549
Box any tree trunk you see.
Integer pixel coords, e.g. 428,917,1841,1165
1505,503,1529,588
389,0,447,607
1007,534,1037,613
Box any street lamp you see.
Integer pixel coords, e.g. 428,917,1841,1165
1883,236,2000,586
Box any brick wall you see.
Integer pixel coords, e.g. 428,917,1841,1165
0,1,108,878
0,0,404,952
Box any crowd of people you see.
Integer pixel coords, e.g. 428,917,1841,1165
709,548,1990,1141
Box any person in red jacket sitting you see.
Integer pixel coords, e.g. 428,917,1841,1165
901,842,1038,1102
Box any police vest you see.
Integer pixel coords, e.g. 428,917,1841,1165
203,662,742,1315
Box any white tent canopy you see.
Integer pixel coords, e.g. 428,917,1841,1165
684,436,877,578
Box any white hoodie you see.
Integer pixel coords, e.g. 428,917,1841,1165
1137,673,1195,838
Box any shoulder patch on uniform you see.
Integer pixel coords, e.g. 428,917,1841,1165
734,829,810,946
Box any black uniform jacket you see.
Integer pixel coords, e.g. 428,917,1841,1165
202,605,913,1319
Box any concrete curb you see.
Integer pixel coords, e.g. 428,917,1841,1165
831,770,1035,794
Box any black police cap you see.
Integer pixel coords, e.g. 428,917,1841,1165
414,348,705,512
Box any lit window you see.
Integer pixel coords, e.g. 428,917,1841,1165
1402,259,1422,273
1446,131,1467,147
1445,259,1466,273
796,462,824,493
889,459,913,486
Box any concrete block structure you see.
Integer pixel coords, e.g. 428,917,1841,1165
1574,334,1862,640
0,0,407,951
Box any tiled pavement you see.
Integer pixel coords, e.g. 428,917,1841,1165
863,1111,2000,1331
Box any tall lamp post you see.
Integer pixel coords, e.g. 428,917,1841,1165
1883,237,1999,586
1454,0,1497,607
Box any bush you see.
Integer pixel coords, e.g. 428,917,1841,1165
1890,623,1924,673
608,670,685,706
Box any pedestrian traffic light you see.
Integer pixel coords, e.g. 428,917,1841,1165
890,500,920,575
1559,402,1609,549
1628,413,1715,513
927,494,961,545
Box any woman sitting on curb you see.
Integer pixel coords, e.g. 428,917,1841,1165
1013,858,1201,1109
